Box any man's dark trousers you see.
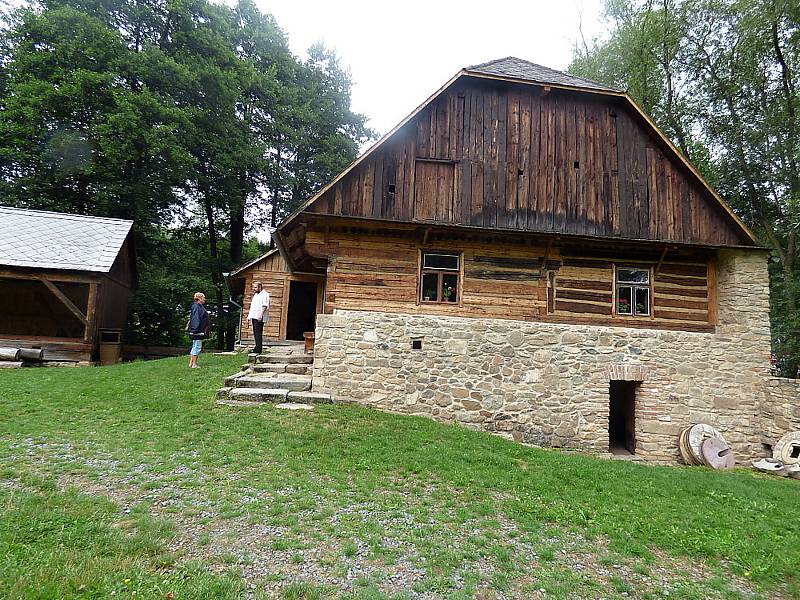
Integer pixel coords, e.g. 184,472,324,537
251,318,264,355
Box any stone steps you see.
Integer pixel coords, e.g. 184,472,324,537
255,354,314,365
249,363,311,376
216,347,328,406
235,375,311,392
229,387,291,402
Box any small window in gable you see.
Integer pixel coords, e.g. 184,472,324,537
616,267,651,316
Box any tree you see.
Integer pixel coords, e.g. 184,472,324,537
571,0,800,376
0,0,372,350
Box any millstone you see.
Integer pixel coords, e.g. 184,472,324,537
752,458,787,475
678,427,696,465
687,424,726,466
772,431,800,466
787,465,800,480
700,437,735,469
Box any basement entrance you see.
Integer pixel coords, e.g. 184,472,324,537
285,281,318,341
609,380,638,455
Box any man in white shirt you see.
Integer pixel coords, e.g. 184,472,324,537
247,281,270,354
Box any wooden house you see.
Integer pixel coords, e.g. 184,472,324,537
0,207,136,363
230,249,323,344
234,58,786,462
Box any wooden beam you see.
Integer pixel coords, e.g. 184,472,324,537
653,246,670,277
422,227,432,246
84,282,98,343
271,228,297,272
39,278,89,328
540,238,554,270
0,269,98,284
279,277,290,340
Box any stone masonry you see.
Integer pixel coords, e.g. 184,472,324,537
312,249,800,463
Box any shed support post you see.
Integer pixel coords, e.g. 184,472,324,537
85,282,98,345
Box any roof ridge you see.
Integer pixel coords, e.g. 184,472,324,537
466,55,519,70
0,205,133,225
464,56,623,93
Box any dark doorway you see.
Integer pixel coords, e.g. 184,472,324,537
609,380,638,454
285,281,318,341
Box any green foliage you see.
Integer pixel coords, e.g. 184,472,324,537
126,226,267,347
571,0,800,375
0,0,371,348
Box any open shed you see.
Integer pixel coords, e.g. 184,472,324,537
0,206,136,364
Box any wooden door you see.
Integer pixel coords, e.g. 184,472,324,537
414,160,455,222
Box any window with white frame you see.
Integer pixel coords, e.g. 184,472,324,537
615,267,651,316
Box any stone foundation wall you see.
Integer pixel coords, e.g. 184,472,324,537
312,249,795,463
763,378,800,444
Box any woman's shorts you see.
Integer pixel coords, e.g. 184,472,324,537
190,339,203,356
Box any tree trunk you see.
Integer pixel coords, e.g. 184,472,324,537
202,188,227,350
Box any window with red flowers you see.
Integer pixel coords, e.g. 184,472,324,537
419,251,460,303
615,267,651,316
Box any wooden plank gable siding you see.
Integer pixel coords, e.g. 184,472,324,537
240,251,289,341
304,224,716,331
307,81,748,247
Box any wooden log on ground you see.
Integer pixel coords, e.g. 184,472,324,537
0,361,23,368
18,348,44,361
0,347,21,361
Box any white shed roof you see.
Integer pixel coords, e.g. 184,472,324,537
0,206,133,273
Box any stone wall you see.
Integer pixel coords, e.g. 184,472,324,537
312,249,795,463
763,378,800,445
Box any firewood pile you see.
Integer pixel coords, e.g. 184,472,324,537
0,347,44,368
753,431,800,479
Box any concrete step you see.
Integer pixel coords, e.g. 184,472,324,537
216,398,264,407
256,354,313,365
229,387,289,402
249,363,310,375
251,363,287,373
234,375,311,392
287,391,332,404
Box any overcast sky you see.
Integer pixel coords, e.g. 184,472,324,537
261,0,607,137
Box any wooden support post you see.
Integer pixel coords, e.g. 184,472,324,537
85,282,98,343
39,278,89,328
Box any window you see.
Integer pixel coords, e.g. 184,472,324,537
420,251,460,303
615,267,651,316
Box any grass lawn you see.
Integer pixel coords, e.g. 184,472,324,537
0,355,798,599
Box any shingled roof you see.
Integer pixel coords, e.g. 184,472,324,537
465,56,623,93
0,206,133,272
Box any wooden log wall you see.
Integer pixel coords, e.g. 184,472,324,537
307,229,548,322
553,249,712,331
307,79,749,247
304,225,715,331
